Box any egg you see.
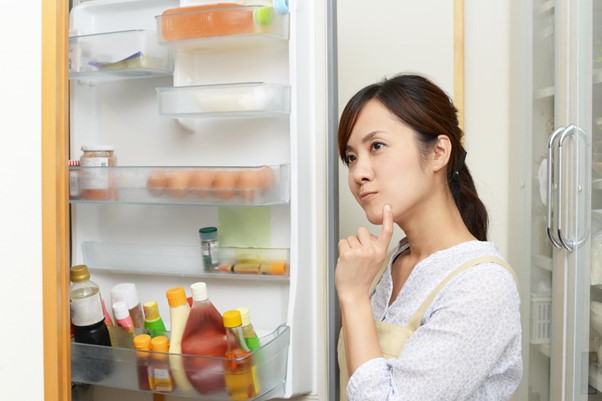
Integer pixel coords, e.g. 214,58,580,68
257,166,275,191
236,169,260,202
189,169,215,198
167,170,191,198
146,169,169,197
212,170,239,200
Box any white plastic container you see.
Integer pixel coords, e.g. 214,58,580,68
530,293,552,344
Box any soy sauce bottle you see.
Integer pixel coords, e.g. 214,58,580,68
70,264,112,382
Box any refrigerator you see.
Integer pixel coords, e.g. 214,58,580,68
65,0,339,400
509,0,602,400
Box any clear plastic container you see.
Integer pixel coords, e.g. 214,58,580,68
156,83,291,118
82,242,290,280
71,325,290,400
69,164,290,206
69,29,173,81
156,5,289,49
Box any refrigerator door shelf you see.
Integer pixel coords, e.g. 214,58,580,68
156,5,289,50
69,29,173,82
157,83,291,118
82,241,290,280
69,164,290,206
71,324,290,400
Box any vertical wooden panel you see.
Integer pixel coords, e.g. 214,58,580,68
42,0,70,400
454,0,465,132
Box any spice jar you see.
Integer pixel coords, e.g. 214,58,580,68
199,227,219,271
79,145,117,200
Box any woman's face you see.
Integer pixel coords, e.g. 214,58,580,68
344,99,433,225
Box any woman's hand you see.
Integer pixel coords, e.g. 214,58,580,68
335,204,394,304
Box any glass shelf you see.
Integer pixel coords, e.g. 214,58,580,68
156,5,289,50
157,83,291,118
69,164,289,206
69,29,173,81
71,324,290,400
82,241,290,281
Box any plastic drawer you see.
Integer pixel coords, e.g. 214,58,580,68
71,324,290,400
156,5,289,50
69,29,173,81
69,164,290,206
157,83,291,118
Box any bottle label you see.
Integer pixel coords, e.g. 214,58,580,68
80,157,110,189
151,368,173,392
202,240,219,267
71,292,104,326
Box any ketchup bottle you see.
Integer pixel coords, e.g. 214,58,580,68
181,282,228,394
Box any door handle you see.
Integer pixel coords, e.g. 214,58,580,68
556,124,589,252
547,126,566,249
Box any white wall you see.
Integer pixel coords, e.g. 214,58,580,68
337,0,510,257
0,0,44,400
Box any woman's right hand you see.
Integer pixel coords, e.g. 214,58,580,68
335,204,394,304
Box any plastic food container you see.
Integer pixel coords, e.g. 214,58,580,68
156,4,289,48
69,30,173,81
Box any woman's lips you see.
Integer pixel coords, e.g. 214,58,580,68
359,192,376,202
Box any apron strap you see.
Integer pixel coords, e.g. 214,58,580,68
405,255,516,331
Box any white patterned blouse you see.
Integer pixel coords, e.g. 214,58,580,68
346,240,522,401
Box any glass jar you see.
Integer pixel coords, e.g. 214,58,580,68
79,145,117,200
199,226,219,271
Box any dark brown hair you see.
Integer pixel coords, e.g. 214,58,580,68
337,74,488,241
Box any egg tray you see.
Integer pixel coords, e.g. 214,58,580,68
69,164,290,206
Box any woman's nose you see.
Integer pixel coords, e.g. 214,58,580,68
350,157,373,183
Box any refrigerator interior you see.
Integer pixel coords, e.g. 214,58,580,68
68,0,326,399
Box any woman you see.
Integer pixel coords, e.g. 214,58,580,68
335,74,522,401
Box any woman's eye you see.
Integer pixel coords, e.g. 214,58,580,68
344,154,357,164
371,142,384,151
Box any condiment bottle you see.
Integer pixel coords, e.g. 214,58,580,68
113,301,135,339
143,300,167,337
199,227,219,271
223,309,260,400
236,307,260,351
69,264,113,382
70,264,112,347
181,282,227,394
111,283,145,328
149,336,175,393
133,334,152,391
165,287,193,392
79,144,117,200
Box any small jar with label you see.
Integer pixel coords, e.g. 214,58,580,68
79,145,117,200
199,226,219,271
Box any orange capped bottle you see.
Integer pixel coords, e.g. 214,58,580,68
133,334,152,391
166,287,193,392
181,282,228,394
149,336,175,393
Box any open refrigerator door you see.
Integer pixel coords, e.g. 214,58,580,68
67,0,333,400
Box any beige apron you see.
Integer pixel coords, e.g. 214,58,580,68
337,255,516,401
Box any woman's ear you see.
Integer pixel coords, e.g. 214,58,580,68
431,135,452,173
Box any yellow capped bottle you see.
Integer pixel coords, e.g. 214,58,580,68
223,309,260,400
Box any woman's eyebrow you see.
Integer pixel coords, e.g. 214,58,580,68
345,130,386,152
